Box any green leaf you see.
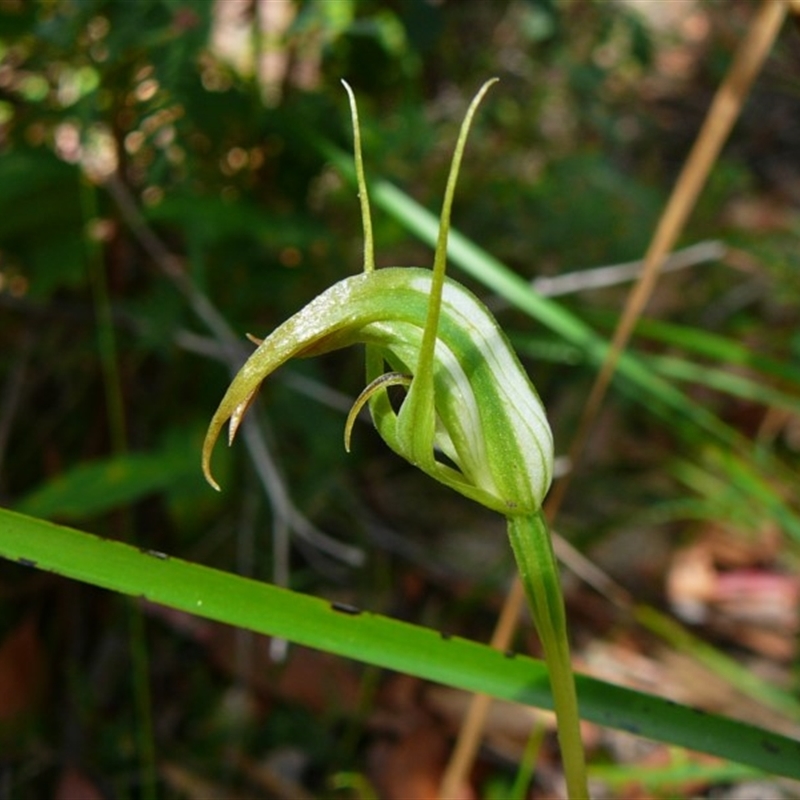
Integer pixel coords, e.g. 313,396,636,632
0,508,798,781
590,757,762,794
16,445,197,521
646,353,800,414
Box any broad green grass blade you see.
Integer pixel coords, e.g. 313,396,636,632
510,332,800,414
581,311,800,390
1,507,799,780
631,316,800,388
16,447,197,521
590,757,764,794
648,354,800,414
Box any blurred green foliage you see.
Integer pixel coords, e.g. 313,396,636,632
1,0,799,795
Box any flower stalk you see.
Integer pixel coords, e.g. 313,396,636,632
507,512,587,798
202,80,588,797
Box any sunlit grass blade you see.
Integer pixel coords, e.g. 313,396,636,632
635,604,800,722
510,330,800,418
671,447,800,540
630,316,800,388
1,507,799,781
646,353,800,415
589,754,766,796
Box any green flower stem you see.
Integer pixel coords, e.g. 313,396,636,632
506,512,588,798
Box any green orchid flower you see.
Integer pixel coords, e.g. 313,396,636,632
202,80,588,797
201,265,553,514
202,81,552,515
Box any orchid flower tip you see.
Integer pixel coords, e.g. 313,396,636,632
202,459,222,492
